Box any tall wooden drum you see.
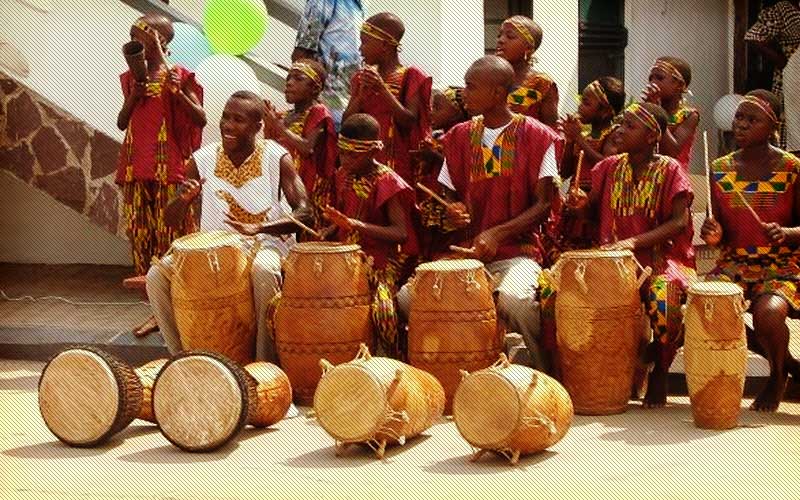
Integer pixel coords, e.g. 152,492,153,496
314,344,445,459
39,347,143,447
407,259,500,413
548,249,648,415
169,231,257,366
453,354,573,465
684,281,748,430
274,242,373,405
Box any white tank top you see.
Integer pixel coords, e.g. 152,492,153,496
194,140,295,256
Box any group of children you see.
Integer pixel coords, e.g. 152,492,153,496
119,12,799,412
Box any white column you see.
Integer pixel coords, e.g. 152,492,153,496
531,0,580,115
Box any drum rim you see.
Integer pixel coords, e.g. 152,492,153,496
38,346,136,447
688,281,745,296
314,364,387,443
415,258,484,272
453,370,522,449
558,249,634,260
170,230,245,251
152,351,251,452
289,242,362,254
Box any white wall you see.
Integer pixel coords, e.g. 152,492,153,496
532,0,580,115
625,0,730,177
0,171,132,265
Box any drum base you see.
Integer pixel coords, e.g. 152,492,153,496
689,373,744,430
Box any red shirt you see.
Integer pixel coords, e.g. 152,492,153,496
115,66,203,184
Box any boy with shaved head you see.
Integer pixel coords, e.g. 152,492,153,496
398,56,563,372
343,12,432,185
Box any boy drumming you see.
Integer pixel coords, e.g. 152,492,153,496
146,91,313,363
322,114,418,356
398,56,563,372
702,90,800,412
567,102,696,407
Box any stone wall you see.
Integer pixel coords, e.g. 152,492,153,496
0,72,125,238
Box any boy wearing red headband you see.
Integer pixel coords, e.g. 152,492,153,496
701,90,800,412
567,102,696,407
641,56,699,170
343,12,432,185
322,113,418,356
265,59,337,231
496,15,559,127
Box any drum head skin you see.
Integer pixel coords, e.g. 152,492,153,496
689,281,744,296
171,231,242,251
415,259,484,272
39,349,121,446
314,365,386,443
153,354,247,452
291,242,361,254
453,372,521,449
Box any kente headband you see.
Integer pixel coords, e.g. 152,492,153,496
361,22,401,47
740,95,780,124
291,62,322,89
506,18,535,47
627,103,662,140
443,87,465,111
586,80,610,109
651,59,686,87
338,137,384,153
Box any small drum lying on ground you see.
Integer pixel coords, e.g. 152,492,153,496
546,249,650,415
275,242,373,405
313,344,445,459
453,354,573,465
407,259,500,413
167,231,258,366
684,281,748,430
39,347,144,447
152,351,292,452
135,358,168,424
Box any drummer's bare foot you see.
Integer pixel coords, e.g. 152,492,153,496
133,316,158,337
750,374,787,412
642,369,667,408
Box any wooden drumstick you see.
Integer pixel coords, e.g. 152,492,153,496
703,130,714,219
449,245,475,255
736,190,763,225
416,182,450,207
286,213,321,238
572,150,585,190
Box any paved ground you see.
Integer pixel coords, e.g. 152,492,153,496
2,359,800,500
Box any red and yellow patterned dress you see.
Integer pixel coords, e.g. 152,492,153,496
507,72,557,123
708,151,800,311
115,66,203,275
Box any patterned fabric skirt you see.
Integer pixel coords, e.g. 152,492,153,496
707,247,800,312
122,181,194,276
305,177,334,238
370,253,416,359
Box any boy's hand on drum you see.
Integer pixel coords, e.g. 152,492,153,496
444,202,471,229
323,205,354,232
762,222,787,244
224,215,264,236
168,68,183,92
178,178,205,202
601,238,635,251
700,217,723,246
317,224,338,240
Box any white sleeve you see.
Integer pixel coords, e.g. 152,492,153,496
438,159,456,190
539,143,560,181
